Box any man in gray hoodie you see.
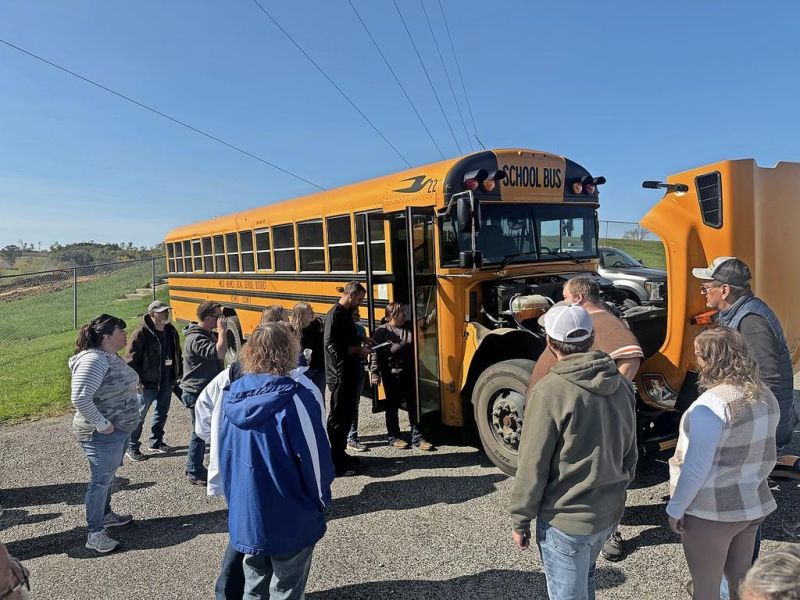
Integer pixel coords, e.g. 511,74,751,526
180,301,227,485
510,304,637,600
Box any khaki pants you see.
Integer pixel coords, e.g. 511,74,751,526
681,515,763,600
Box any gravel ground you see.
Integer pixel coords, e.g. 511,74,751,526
1,382,798,600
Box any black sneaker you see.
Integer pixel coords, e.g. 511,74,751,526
125,449,146,462
186,474,207,486
600,530,624,562
149,442,173,454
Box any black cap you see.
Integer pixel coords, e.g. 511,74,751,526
580,175,594,185
712,258,752,286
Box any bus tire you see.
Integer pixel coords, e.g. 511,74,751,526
225,316,243,365
472,358,534,476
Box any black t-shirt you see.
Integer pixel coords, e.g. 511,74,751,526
324,302,361,383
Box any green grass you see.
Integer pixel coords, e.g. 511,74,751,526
1,261,167,342
599,238,666,270
0,262,168,422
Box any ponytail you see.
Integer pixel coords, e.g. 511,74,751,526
74,313,127,354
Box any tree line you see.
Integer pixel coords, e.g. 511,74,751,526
1,241,164,272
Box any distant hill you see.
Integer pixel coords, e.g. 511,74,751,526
1,241,163,274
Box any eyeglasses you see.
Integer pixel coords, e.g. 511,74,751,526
0,557,30,599
700,284,722,295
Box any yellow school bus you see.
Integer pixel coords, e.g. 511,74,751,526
164,149,800,475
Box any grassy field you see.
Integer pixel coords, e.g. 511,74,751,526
600,238,666,270
0,261,168,422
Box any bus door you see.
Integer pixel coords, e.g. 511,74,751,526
405,206,441,420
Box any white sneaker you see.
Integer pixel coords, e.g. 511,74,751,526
86,530,119,553
102,512,133,528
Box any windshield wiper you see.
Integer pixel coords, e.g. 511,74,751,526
548,249,591,264
497,251,539,270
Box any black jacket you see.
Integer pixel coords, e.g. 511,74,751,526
124,315,182,389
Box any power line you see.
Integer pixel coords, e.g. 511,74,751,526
346,0,445,160
393,0,462,155
250,0,412,168
419,0,473,152
437,0,480,147
0,37,326,190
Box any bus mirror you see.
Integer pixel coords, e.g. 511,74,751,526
457,193,481,234
459,251,483,269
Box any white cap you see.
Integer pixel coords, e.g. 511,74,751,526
543,304,593,342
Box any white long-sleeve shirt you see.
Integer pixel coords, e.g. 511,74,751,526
195,366,325,496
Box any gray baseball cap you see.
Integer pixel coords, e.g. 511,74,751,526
147,300,170,313
692,256,751,287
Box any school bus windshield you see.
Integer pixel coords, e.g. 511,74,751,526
440,204,598,266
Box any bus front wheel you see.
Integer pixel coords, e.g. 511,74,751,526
224,316,243,365
472,358,534,477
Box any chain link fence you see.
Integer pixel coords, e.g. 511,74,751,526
0,257,168,343
598,220,653,240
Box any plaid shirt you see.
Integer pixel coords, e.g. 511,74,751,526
669,383,779,522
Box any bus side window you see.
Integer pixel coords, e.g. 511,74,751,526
166,243,176,273
191,239,202,271
226,233,240,272
255,228,272,271
240,230,255,272
273,224,297,272
298,220,325,272
327,215,353,272
202,237,213,273
182,241,191,273
213,235,226,272
356,215,387,272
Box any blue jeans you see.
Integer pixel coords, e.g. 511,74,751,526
129,384,173,450
215,541,245,600
243,545,315,600
79,429,128,533
182,393,207,479
720,525,762,600
536,519,616,600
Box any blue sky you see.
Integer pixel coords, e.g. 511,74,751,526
1,1,799,248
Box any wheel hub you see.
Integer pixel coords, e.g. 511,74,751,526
490,389,526,449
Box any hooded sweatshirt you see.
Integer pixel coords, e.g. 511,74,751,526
219,373,334,556
510,351,638,536
180,323,223,396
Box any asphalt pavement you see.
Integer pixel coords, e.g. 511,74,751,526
1,382,798,600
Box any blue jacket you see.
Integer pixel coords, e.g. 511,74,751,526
219,373,334,556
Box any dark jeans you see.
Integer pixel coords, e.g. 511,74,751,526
384,373,422,445
347,366,366,442
327,373,359,469
215,541,245,600
182,392,207,479
243,546,315,600
129,384,173,450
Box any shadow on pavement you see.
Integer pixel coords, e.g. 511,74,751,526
328,474,506,521
0,509,62,530
0,477,155,509
351,451,497,479
307,566,626,599
6,509,228,561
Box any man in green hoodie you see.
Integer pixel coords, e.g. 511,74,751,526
510,304,637,600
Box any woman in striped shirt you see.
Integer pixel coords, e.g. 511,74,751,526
69,314,141,554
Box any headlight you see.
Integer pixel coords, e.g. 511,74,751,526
644,281,665,301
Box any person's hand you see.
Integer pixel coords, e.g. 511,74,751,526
217,316,228,333
359,347,371,359
512,530,530,550
668,516,685,535
370,373,380,385
97,422,114,434
136,383,144,395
